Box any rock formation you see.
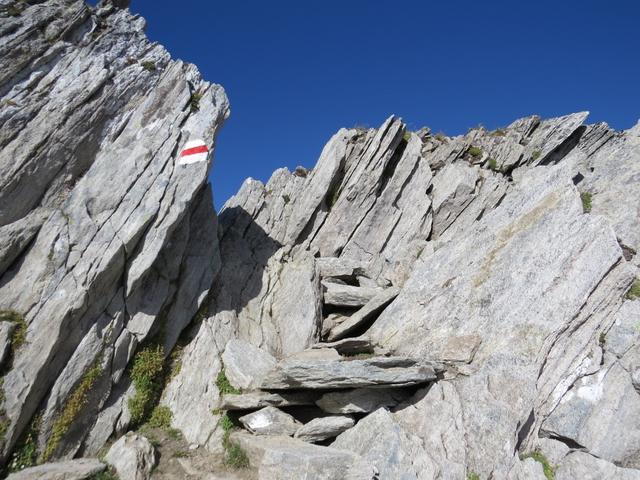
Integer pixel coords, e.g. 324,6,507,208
2,1,640,479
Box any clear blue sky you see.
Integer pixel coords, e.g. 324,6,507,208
126,0,640,208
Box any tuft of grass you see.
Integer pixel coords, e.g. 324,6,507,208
140,61,156,71
580,192,592,213
403,131,412,142
189,91,204,112
225,443,250,469
487,158,499,171
598,332,606,347
0,310,27,356
128,345,165,427
42,363,102,461
467,474,481,480
147,405,172,429
173,450,190,458
490,128,506,137
467,146,482,158
8,416,40,473
89,469,119,480
282,194,290,204
531,149,542,161
626,279,640,301
521,450,554,480
434,132,447,142
216,369,240,395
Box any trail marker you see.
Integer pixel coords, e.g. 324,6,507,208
178,139,209,165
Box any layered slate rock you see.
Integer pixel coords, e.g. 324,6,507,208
316,388,412,414
230,432,376,480
6,458,105,480
0,0,228,465
222,339,277,390
294,415,355,443
220,391,317,411
105,433,157,480
261,356,440,390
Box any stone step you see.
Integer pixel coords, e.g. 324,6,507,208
220,391,317,411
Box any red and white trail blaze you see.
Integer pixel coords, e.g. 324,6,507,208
178,139,209,165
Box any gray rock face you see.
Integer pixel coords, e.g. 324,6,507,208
0,0,228,466
316,388,411,414
556,451,640,480
6,459,105,480
222,339,277,390
261,357,439,390
322,282,383,308
105,433,157,480
239,406,301,436
295,415,355,443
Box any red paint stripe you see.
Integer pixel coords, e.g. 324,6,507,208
180,145,209,157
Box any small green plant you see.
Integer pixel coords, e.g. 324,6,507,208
0,310,28,357
43,363,102,461
490,128,506,137
0,419,8,441
580,192,593,213
467,146,482,158
467,473,481,480
173,450,190,458
521,450,554,480
148,405,172,429
599,332,606,346
189,91,204,112
282,194,290,204
89,469,119,480
531,149,542,161
141,61,156,71
434,132,447,142
219,412,235,441
9,417,39,473
225,442,250,469
626,279,640,300
167,428,182,440
128,345,165,426
403,131,412,142
216,369,240,395
487,158,498,171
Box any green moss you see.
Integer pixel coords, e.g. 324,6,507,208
580,192,593,213
403,131,412,142
148,405,172,429
467,146,482,158
8,416,39,473
173,450,190,458
599,332,606,346
140,61,156,71
626,279,640,300
434,132,447,142
521,451,554,480
42,363,102,461
490,128,506,137
225,442,250,469
531,149,542,161
467,474,481,480
128,345,165,427
487,158,499,171
189,91,204,111
216,369,240,395
167,428,182,440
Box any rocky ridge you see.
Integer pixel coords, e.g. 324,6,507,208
1,1,640,479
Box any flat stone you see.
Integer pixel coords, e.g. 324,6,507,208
316,257,367,279
441,334,482,363
327,287,400,341
556,451,640,480
316,388,412,414
312,336,374,355
285,348,341,362
222,338,277,390
220,391,317,411
261,356,439,390
322,282,383,308
6,459,106,480
239,406,301,436
295,415,355,442
229,431,376,479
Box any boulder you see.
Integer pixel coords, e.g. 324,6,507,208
239,406,301,436
261,356,439,390
105,433,157,480
322,282,383,308
312,336,374,355
295,415,355,443
556,451,640,480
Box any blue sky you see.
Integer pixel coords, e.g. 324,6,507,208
126,0,640,208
